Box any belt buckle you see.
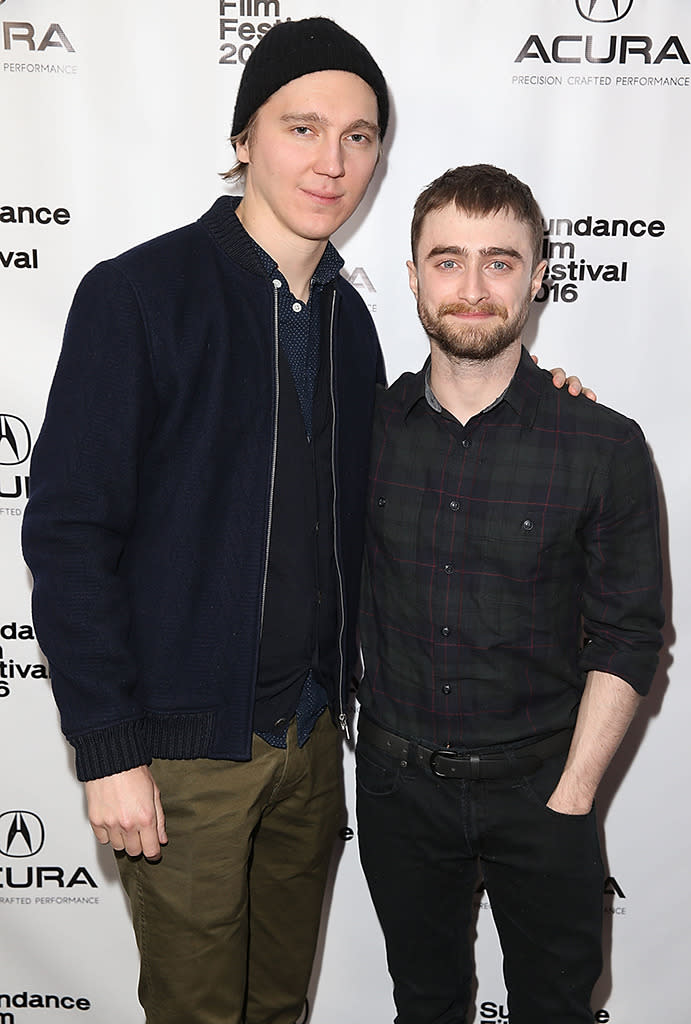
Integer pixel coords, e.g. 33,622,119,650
430,748,472,779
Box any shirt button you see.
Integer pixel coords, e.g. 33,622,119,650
440,626,450,637
522,519,535,532
449,500,460,511
443,563,454,574
461,438,472,449
292,301,302,312
377,496,387,507
442,684,452,695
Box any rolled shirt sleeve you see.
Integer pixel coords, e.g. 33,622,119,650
578,419,664,695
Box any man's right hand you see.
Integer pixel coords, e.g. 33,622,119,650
85,764,167,859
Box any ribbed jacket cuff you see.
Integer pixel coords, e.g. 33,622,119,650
73,718,149,782
71,711,217,781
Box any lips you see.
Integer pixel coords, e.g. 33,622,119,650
301,188,344,203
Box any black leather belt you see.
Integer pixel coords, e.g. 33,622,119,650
357,715,572,780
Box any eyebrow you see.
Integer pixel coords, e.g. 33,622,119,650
280,112,379,134
424,244,525,262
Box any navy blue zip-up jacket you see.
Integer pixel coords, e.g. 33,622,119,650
22,196,385,781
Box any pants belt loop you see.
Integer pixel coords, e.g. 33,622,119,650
470,754,481,780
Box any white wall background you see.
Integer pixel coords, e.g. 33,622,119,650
1,1,688,1021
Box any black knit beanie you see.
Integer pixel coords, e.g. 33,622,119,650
231,17,389,141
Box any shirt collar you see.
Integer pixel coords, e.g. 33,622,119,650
403,345,542,429
248,234,344,289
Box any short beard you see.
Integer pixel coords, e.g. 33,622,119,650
417,293,532,362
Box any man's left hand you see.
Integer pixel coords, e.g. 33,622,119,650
545,782,593,816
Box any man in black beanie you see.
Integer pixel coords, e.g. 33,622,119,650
24,17,388,1024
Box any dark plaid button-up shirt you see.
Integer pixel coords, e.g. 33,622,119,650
358,347,664,750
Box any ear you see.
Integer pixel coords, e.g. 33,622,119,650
236,137,251,166
530,259,547,300
407,259,419,301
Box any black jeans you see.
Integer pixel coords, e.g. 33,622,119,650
356,728,604,1024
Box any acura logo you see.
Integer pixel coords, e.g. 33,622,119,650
576,0,634,22
0,414,31,466
0,811,45,857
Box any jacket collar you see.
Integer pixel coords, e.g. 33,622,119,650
199,195,343,284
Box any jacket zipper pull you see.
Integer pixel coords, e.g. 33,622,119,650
338,712,351,741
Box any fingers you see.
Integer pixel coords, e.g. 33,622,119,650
548,368,597,402
154,784,168,846
91,823,120,848
564,375,597,401
89,809,161,859
85,765,165,860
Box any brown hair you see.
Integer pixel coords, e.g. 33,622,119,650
410,164,544,268
219,111,259,184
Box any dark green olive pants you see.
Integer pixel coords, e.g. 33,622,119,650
117,712,344,1024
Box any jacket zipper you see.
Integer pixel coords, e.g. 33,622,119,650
258,282,281,639
328,289,350,740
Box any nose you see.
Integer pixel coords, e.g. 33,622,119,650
314,134,345,178
458,262,489,305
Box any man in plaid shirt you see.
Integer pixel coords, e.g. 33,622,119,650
356,164,664,1024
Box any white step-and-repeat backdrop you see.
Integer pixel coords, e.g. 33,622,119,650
1,1,688,1021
